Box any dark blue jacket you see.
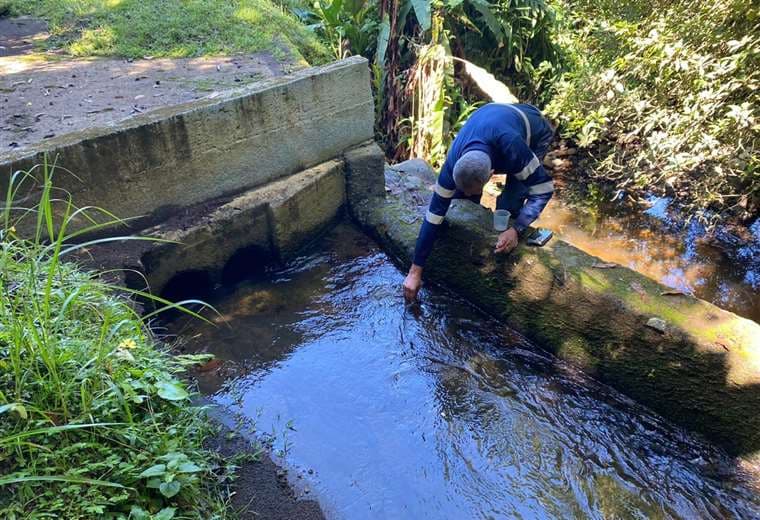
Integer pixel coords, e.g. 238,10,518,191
412,103,554,266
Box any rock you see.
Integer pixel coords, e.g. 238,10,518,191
646,317,668,333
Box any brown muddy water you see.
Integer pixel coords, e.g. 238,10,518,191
169,222,760,519
482,181,760,324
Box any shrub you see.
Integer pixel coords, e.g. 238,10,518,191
546,0,760,223
0,163,230,519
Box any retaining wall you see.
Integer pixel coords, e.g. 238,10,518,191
0,57,373,232
345,147,760,457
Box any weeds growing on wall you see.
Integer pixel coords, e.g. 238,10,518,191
546,0,760,224
0,161,232,519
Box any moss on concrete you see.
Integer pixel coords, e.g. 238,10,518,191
359,164,760,457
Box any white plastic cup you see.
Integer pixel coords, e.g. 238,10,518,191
493,209,510,231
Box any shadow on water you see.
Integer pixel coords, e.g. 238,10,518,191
169,222,760,519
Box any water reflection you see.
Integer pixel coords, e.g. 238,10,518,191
171,223,760,519
481,177,759,323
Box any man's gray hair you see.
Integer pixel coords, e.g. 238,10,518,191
453,150,491,192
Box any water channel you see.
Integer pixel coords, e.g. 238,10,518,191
169,222,760,519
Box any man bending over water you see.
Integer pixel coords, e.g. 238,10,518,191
403,102,555,301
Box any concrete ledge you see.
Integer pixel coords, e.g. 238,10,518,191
1,57,372,232
86,159,345,298
355,164,760,456
267,159,346,257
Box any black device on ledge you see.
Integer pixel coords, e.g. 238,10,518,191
527,228,553,246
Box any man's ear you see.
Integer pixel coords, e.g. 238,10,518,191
490,169,495,175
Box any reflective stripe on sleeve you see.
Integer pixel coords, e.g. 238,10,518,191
514,156,540,181
426,211,445,225
528,180,554,195
435,183,456,198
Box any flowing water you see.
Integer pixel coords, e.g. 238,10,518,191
533,198,760,324
170,222,760,519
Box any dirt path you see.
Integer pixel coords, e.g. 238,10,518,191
1,17,299,151
0,16,49,58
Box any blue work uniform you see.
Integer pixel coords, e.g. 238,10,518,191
412,103,555,267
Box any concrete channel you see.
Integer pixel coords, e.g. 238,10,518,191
2,56,760,458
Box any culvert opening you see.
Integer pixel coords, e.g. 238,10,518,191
160,269,214,305
221,245,273,286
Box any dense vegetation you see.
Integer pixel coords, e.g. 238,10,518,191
292,0,758,224
547,0,759,224
0,164,232,519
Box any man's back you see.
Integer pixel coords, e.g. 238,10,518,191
447,103,529,170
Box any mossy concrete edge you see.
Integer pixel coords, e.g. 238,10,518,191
346,153,760,457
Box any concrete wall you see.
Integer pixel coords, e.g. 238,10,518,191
0,57,373,232
347,149,760,457
96,159,347,298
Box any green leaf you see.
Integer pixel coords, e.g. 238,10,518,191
159,480,181,498
129,506,150,520
154,508,176,520
177,462,202,474
469,0,503,40
138,464,166,478
375,13,390,66
0,475,128,489
344,0,366,16
0,422,120,445
410,0,432,31
156,381,189,401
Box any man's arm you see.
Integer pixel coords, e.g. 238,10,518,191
404,162,457,300
496,134,554,235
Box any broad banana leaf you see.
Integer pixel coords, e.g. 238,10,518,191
410,0,432,31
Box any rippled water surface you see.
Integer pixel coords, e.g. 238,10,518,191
171,223,760,519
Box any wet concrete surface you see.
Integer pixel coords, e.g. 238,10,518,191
169,222,760,519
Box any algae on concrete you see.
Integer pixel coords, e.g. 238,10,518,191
349,155,760,457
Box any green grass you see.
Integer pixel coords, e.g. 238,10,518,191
0,161,235,519
4,0,329,64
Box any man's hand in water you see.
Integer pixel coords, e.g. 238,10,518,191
403,264,423,301
495,227,519,254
